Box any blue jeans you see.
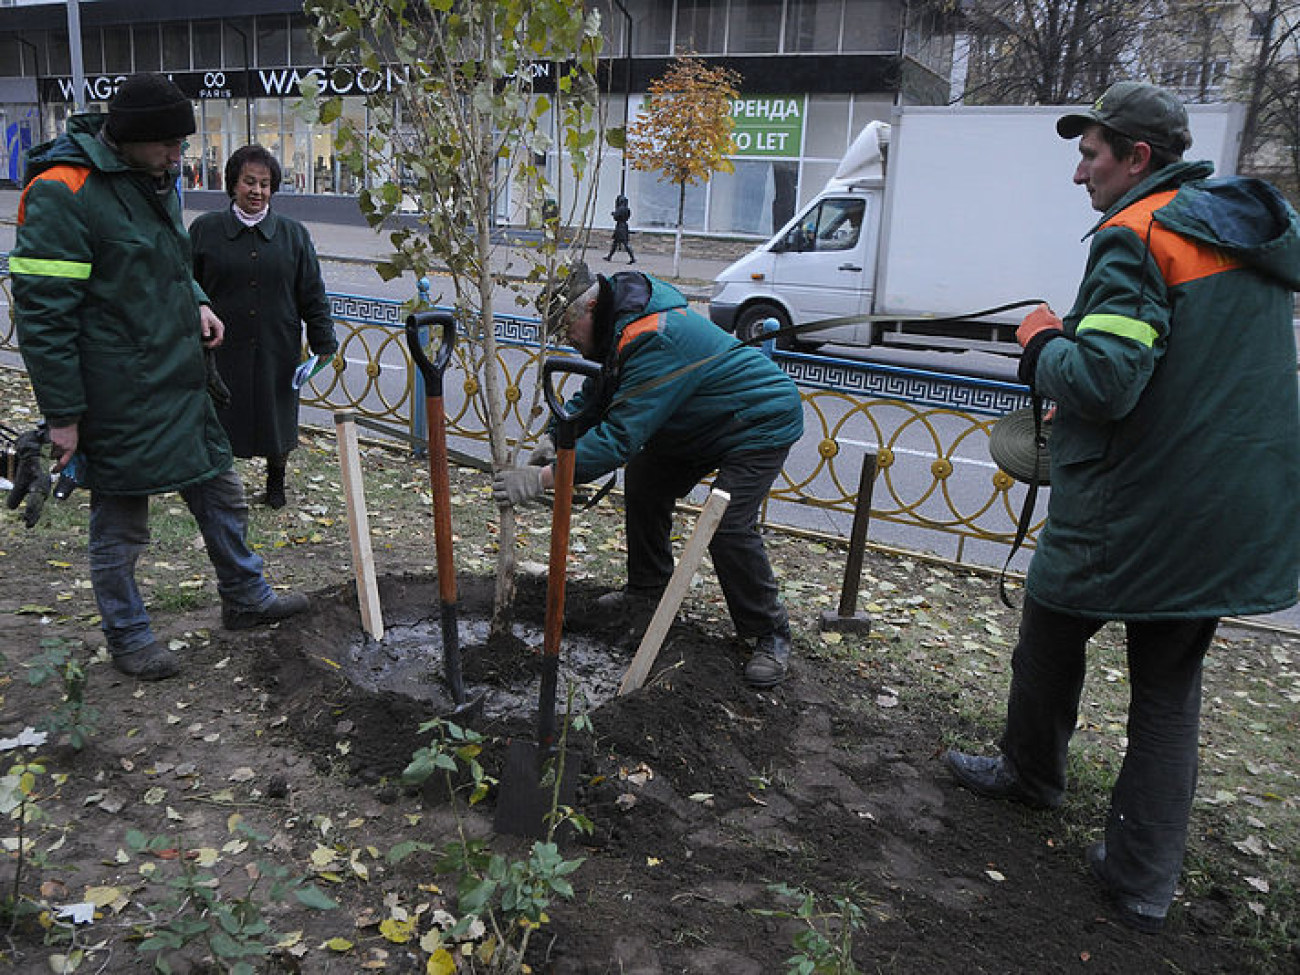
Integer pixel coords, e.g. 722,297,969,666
623,445,791,639
88,469,274,656
1000,596,1216,913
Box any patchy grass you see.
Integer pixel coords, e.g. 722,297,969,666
3,363,1299,970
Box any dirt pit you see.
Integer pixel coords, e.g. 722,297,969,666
222,572,1254,974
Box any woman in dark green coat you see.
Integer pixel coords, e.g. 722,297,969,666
190,145,338,508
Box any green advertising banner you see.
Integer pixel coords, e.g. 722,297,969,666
729,96,804,158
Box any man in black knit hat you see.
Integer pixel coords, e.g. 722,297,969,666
10,74,310,681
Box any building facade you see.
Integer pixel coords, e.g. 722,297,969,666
0,0,952,237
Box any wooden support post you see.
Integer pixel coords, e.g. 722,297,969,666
618,489,731,695
820,451,876,634
334,411,384,640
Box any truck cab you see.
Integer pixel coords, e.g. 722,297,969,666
710,123,886,350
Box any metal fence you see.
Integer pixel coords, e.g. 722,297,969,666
1,268,1043,566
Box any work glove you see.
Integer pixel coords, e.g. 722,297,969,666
1016,303,1063,348
205,349,232,409
492,466,547,507
527,435,557,467
6,428,52,528
1016,303,1065,387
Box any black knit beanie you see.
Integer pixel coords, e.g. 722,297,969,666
106,74,196,143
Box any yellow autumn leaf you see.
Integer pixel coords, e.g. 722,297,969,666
322,937,354,952
379,917,416,943
194,848,220,867
83,885,125,908
426,948,456,975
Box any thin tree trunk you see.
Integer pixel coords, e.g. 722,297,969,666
673,182,685,278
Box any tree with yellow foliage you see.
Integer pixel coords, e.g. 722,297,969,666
627,55,741,277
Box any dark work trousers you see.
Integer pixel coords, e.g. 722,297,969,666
1000,596,1217,913
622,445,791,640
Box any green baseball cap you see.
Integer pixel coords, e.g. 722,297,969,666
1057,81,1192,153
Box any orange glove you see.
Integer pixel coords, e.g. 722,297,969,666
1017,304,1063,348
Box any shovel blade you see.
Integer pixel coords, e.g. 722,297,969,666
493,740,578,839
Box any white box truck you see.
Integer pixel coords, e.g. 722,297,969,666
708,103,1246,353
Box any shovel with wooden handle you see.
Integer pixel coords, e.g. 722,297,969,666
617,487,730,695
495,354,604,838
406,311,481,718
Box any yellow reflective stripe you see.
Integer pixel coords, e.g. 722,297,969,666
1076,313,1157,348
9,256,93,280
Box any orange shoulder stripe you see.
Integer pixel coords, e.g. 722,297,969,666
18,164,92,225
617,312,667,354
1102,189,1241,287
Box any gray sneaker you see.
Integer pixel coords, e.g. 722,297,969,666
222,592,310,631
111,641,180,681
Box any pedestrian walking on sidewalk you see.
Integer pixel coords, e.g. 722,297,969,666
190,144,338,509
944,81,1300,931
9,74,310,681
493,264,804,688
605,194,636,264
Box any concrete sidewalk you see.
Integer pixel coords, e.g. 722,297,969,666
0,187,742,295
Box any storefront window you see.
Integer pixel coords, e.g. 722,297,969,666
842,0,902,53
256,99,283,159
0,39,21,76
849,96,892,143
81,29,104,75
336,97,367,194
289,15,322,66
802,94,851,160
727,0,782,54
103,27,132,73
47,31,70,75
257,15,290,67
708,160,778,235
632,167,705,230
192,21,222,70
134,25,161,73
626,0,672,56
162,23,190,71
785,0,842,53
224,24,253,73
675,0,727,54
282,111,316,193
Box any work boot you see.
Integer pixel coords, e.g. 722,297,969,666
111,641,180,681
265,459,287,510
595,587,661,616
1087,842,1168,933
222,592,309,631
943,751,1061,810
744,631,791,688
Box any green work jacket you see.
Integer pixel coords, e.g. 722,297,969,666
11,113,231,495
1028,161,1300,619
563,273,804,484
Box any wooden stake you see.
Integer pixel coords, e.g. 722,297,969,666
618,488,730,695
334,412,383,640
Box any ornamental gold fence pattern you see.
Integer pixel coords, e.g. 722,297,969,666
1,272,1042,567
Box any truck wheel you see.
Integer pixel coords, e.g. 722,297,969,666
736,303,789,344
736,304,820,352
